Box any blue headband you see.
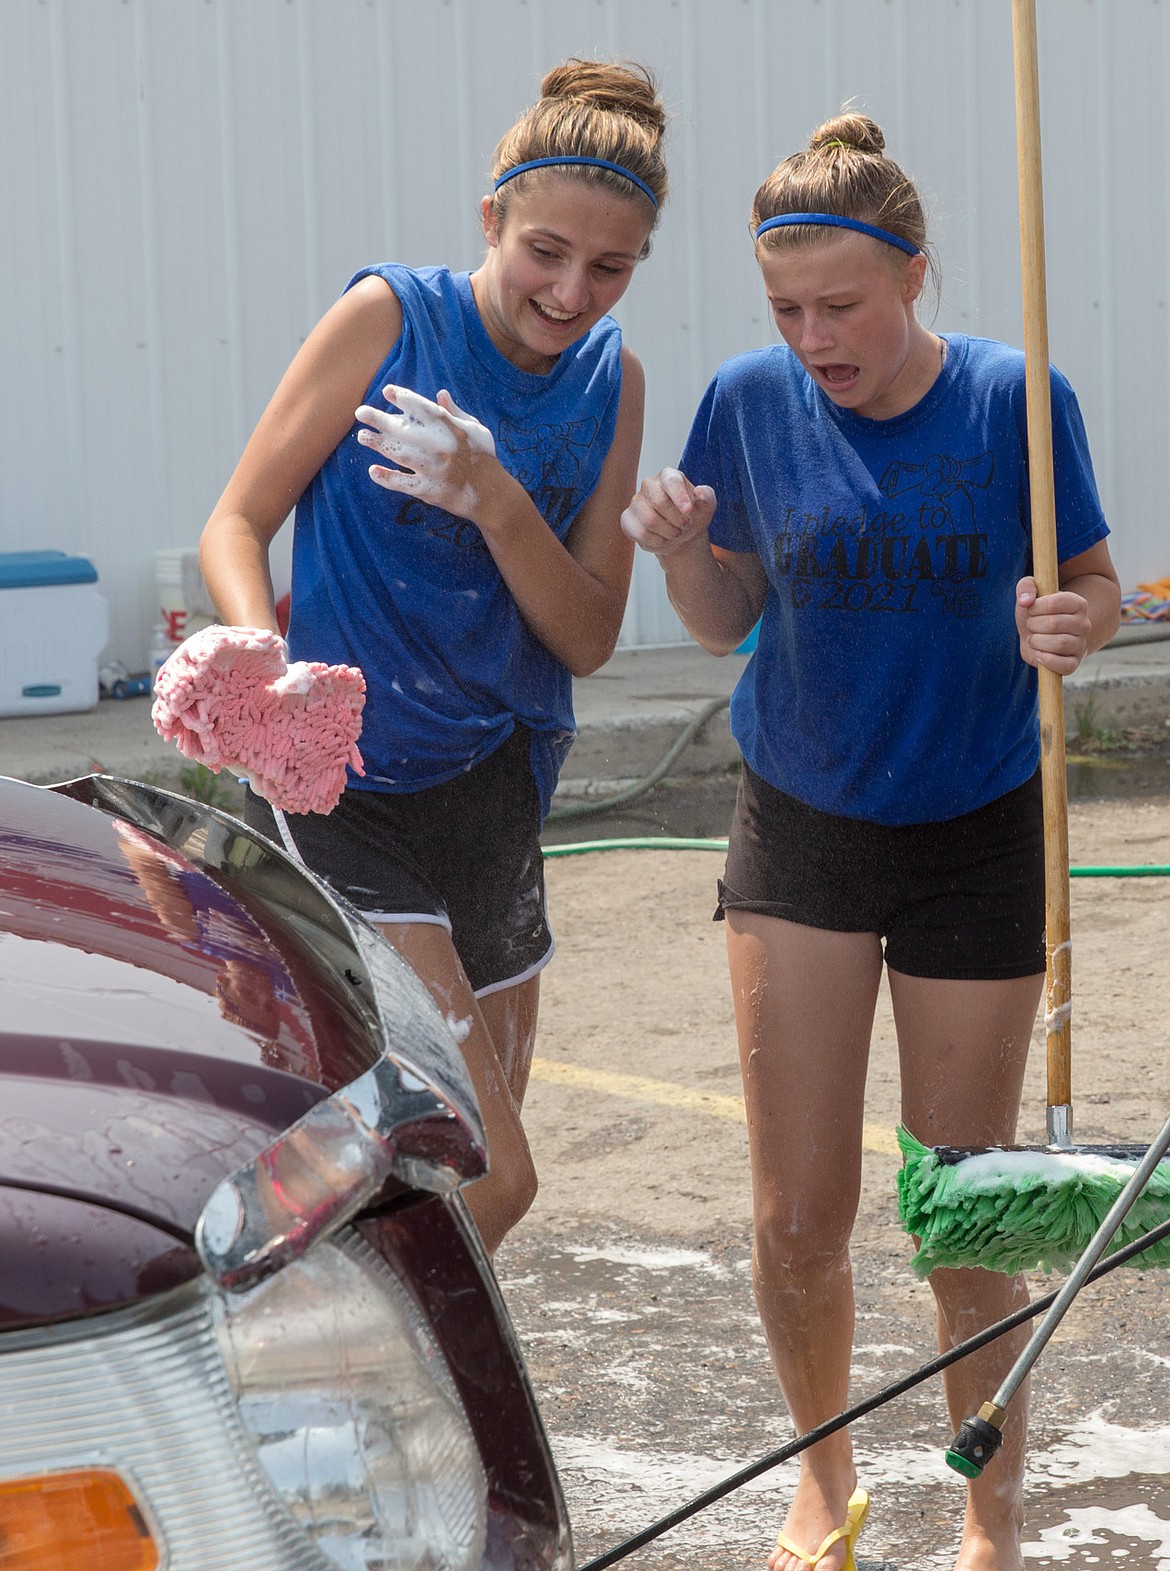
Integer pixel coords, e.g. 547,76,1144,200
493,155,658,209
755,212,920,257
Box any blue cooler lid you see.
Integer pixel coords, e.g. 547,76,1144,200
0,550,99,588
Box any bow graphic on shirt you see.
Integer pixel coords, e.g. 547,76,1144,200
879,451,995,530
499,416,599,491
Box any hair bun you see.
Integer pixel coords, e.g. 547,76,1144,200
492,56,669,220
750,108,930,272
540,58,667,137
809,113,886,157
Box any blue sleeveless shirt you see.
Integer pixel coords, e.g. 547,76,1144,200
286,264,624,818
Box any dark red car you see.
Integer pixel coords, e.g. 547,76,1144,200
0,772,572,1571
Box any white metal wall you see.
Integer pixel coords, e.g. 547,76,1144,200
2,0,1167,668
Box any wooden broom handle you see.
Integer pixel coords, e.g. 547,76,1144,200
1012,0,1072,1125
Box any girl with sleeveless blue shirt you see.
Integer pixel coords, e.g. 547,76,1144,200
199,59,669,1256
622,114,1119,1571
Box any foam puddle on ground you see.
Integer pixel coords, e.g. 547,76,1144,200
502,1246,1170,1565
1028,1412,1170,1484
1024,1502,1170,1566
551,1424,1170,1567
558,1241,727,1275
1020,1414,1170,1566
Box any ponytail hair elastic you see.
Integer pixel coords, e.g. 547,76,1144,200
494,155,658,208
755,211,920,257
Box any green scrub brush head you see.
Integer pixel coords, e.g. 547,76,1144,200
896,1126,1170,1277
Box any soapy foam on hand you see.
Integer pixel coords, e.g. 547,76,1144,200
356,384,494,517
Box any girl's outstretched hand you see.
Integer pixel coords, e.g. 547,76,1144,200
1015,576,1094,674
620,467,717,558
356,384,499,520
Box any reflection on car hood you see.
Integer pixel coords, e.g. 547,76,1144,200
0,775,477,1240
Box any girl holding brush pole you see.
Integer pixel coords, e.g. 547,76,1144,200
621,114,1119,1571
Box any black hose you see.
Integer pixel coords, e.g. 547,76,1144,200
577,1213,1170,1571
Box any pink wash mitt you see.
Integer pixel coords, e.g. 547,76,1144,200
151,625,365,815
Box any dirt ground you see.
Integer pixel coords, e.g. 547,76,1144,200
494,763,1170,1571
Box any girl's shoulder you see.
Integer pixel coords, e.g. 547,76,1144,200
949,333,1025,379
705,343,806,406
338,265,487,366
342,262,460,311
947,333,1080,405
715,341,798,380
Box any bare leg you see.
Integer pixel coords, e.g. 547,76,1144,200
725,912,884,1571
377,921,538,1255
480,974,541,1108
891,969,1043,1571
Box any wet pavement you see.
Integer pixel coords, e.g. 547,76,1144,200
497,1223,1170,1569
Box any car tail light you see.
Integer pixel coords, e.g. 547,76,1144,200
0,1468,158,1570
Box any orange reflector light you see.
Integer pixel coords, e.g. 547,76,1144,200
0,1468,158,1570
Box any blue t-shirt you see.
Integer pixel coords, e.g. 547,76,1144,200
687,334,1109,824
287,264,624,818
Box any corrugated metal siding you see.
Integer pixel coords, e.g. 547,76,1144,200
1,0,1167,667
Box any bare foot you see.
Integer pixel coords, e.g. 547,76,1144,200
952,1506,1024,1571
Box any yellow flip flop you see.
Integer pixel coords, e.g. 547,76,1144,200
773,1487,870,1570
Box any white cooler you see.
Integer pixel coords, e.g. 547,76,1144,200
0,551,109,717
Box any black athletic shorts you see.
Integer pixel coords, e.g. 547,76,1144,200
715,763,1046,980
243,724,552,996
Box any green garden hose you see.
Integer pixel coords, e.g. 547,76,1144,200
542,836,1169,876
544,695,1166,872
